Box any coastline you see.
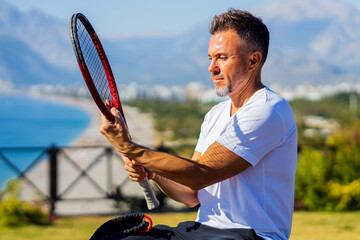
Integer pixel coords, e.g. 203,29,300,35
27,93,156,148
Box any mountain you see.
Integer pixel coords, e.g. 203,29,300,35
256,0,360,86
0,36,77,85
0,0,80,86
0,1,75,69
0,0,359,89
103,21,211,86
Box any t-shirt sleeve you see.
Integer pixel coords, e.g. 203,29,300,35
217,106,284,166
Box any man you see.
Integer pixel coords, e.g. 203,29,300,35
100,9,297,240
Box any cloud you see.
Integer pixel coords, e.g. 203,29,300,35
255,0,353,21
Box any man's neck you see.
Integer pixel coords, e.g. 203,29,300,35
229,80,264,116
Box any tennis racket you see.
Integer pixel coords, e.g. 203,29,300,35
70,13,159,210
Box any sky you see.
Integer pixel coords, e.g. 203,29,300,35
8,0,268,38
8,0,360,39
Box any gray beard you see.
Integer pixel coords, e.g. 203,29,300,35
215,85,231,97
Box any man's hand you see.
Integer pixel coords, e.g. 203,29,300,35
99,101,154,182
123,156,156,182
99,100,133,156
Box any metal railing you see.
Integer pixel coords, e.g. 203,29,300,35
1,144,336,216
0,145,151,216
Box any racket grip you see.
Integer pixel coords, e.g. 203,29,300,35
139,178,160,210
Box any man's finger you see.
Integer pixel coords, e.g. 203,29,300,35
105,99,111,111
132,159,139,165
129,176,146,183
124,164,146,173
122,156,132,166
110,107,131,141
100,99,112,123
111,107,124,126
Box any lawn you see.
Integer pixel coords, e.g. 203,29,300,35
0,211,359,240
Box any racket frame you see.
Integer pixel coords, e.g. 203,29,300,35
70,13,123,123
70,13,159,210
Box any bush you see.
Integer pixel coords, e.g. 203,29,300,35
295,129,360,211
328,180,360,211
0,197,23,227
0,180,50,227
295,147,332,210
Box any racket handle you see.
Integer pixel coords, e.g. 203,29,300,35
139,178,160,210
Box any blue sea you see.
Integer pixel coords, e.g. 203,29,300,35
0,93,91,188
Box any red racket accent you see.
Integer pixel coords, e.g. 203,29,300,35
138,215,153,233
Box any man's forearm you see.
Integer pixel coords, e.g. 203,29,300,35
119,141,250,191
125,143,210,190
153,174,199,208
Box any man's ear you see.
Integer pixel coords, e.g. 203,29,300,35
249,51,262,71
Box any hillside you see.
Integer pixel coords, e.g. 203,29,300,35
0,0,359,88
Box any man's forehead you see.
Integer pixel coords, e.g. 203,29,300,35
210,30,239,42
208,30,242,53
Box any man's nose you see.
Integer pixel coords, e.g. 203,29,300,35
208,60,220,73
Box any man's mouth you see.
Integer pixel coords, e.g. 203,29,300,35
213,77,224,84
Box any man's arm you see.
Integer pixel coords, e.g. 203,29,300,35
151,151,201,207
100,107,251,191
124,152,201,208
130,141,251,190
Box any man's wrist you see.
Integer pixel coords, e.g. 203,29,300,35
123,142,147,163
152,173,161,182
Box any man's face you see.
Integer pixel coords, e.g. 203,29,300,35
208,30,249,97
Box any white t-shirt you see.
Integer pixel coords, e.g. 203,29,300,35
195,87,298,240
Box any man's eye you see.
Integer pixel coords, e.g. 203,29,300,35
219,56,228,60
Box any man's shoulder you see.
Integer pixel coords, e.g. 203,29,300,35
238,87,296,129
202,99,230,125
262,87,297,132
264,87,294,116
252,87,293,115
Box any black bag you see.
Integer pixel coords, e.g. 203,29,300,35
90,213,152,240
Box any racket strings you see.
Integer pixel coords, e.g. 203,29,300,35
77,20,112,102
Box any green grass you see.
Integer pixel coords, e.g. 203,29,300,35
0,211,359,240
290,211,360,240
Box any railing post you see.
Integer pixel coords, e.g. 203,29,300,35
48,145,59,218
105,147,113,196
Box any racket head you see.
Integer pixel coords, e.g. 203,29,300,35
70,13,124,122
70,15,159,210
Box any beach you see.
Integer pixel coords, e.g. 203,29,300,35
20,95,158,215
25,93,156,147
